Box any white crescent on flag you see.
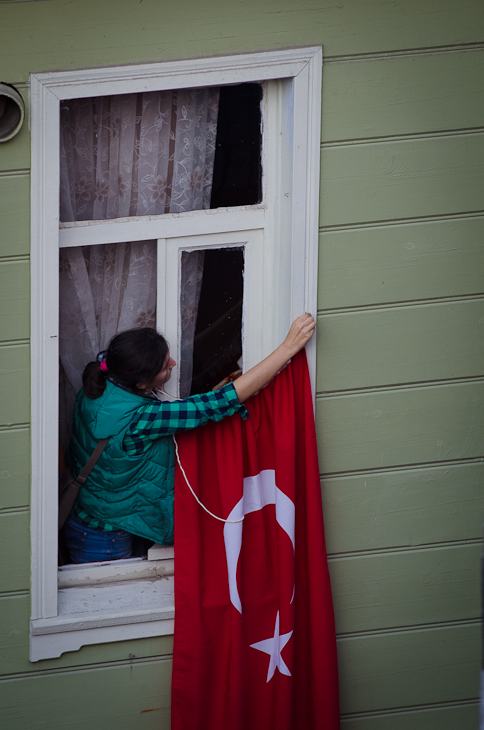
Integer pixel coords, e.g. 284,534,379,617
223,469,295,614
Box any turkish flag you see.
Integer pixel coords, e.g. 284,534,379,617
171,351,340,730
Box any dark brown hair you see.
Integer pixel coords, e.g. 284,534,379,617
82,327,169,399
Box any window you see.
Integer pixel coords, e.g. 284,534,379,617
30,47,322,661
57,81,262,447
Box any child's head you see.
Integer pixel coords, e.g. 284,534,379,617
83,327,170,399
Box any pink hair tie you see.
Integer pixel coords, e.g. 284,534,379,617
100,361,108,372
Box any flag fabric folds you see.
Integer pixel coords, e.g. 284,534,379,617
171,351,340,730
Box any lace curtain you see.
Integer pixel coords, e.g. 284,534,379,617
59,242,158,444
179,250,205,398
60,88,219,220
59,87,220,444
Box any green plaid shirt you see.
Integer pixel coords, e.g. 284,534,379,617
74,383,248,532
123,382,248,456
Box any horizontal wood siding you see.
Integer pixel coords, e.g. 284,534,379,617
322,462,484,553
0,174,30,258
337,623,480,713
0,429,30,510
341,704,479,730
317,381,484,473
318,217,484,310
0,657,173,730
0,510,30,593
0,344,29,426
316,33,484,727
1,0,484,81
320,134,484,227
322,51,484,141
317,299,484,391
0,261,29,342
0,2,482,728
329,543,481,633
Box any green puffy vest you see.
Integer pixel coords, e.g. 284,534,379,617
68,381,175,545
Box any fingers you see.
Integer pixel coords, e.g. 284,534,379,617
295,313,316,334
297,312,315,324
290,314,315,333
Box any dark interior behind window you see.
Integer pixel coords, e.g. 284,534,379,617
210,83,262,209
190,248,244,395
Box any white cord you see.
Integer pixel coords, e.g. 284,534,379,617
152,387,179,401
173,435,244,524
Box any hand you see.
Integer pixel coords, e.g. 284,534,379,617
282,314,316,358
233,314,315,403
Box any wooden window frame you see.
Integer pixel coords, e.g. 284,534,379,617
29,47,322,661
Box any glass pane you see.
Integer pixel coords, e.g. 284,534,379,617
210,83,262,208
180,247,244,397
59,82,263,222
58,240,157,448
59,88,220,221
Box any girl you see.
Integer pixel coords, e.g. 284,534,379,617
62,314,315,563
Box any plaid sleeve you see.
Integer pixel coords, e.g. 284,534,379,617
123,382,249,455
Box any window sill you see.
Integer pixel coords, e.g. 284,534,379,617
30,549,175,662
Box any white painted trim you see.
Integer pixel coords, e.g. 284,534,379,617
147,544,174,561
58,554,174,588
34,576,175,634
291,47,322,398
31,47,320,98
30,46,322,660
161,229,264,397
30,619,175,662
30,576,175,660
30,78,61,621
58,207,266,247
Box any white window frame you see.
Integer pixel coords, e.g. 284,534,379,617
29,47,322,661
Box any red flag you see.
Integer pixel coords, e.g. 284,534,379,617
172,351,340,730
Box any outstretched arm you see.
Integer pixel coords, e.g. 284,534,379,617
232,314,316,403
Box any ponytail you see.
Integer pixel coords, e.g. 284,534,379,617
82,360,108,399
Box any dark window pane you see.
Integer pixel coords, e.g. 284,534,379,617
189,248,244,395
210,84,262,208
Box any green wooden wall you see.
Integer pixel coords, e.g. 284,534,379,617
0,1,483,727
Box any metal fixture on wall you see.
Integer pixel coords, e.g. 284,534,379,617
0,83,25,142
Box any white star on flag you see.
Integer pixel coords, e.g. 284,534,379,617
250,611,293,683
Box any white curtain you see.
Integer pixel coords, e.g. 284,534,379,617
179,250,205,398
59,87,220,444
60,88,219,220
59,241,158,445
